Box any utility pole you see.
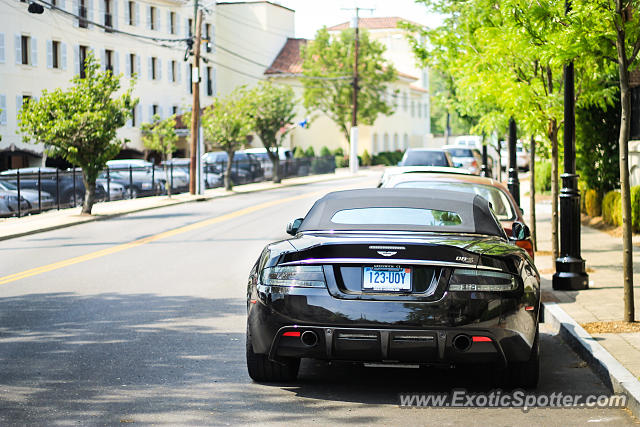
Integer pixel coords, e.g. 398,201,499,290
342,7,373,174
189,7,203,195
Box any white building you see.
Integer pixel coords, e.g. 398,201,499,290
264,17,431,155
0,0,219,169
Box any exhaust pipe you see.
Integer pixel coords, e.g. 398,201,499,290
301,330,318,347
452,334,472,352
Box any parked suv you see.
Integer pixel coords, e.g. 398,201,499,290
202,151,263,184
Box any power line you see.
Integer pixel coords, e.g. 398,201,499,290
215,8,293,38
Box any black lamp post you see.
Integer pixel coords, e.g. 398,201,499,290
481,133,491,177
507,118,520,207
553,0,588,290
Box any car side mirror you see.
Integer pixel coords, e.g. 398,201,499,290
512,221,531,241
286,218,303,236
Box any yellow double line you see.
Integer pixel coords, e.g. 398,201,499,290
0,190,324,286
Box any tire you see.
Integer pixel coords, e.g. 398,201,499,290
246,327,299,383
507,329,540,389
124,187,138,199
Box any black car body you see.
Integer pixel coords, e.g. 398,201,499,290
202,152,264,184
246,189,540,387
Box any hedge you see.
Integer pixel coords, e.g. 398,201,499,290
632,186,640,233
372,151,404,166
584,189,601,218
602,190,622,227
535,160,552,193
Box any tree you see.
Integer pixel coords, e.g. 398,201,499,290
559,0,640,322
248,81,297,184
141,114,178,197
201,87,254,191
301,27,397,145
18,54,136,214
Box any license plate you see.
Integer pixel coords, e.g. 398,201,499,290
363,266,412,292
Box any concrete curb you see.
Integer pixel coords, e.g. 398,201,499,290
0,172,364,242
543,302,640,419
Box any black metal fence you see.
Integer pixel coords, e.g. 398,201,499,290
0,156,336,218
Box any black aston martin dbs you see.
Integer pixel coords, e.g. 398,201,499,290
246,189,540,388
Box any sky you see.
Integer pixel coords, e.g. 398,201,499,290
274,0,442,39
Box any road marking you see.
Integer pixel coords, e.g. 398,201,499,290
0,190,327,286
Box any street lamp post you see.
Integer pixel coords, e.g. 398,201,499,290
481,133,490,177
553,0,588,290
507,118,520,207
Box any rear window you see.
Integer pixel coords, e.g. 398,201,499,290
402,151,449,167
330,207,463,227
392,181,516,221
446,148,473,157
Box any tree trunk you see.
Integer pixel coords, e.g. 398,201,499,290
81,170,96,215
615,26,634,322
530,135,537,252
267,148,281,184
224,150,235,191
548,119,559,261
164,164,171,198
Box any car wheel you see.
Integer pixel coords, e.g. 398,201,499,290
246,326,299,383
124,187,138,199
507,328,540,389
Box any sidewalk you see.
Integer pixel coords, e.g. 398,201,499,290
0,168,380,241
521,187,640,378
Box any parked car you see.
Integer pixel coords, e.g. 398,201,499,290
0,189,31,217
246,188,540,388
443,145,485,175
96,178,126,201
378,166,471,188
398,148,454,167
202,151,263,184
241,148,294,180
0,167,106,206
381,172,534,258
500,142,531,172
0,179,55,211
104,159,188,195
98,170,157,199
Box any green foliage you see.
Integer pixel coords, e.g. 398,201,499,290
301,27,396,142
18,54,136,214
632,186,640,233
201,87,254,190
319,146,332,157
304,146,315,158
584,189,602,218
248,81,297,183
535,160,552,194
293,146,306,158
576,97,620,194
335,155,348,168
361,149,372,166
141,114,178,159
332,147,344,157
372,151,404,166
602,190,622,227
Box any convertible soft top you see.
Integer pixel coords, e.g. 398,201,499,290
298,188,506,237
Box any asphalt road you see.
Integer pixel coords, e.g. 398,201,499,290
0,175,637,425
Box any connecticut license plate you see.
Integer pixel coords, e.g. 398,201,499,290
362,266,412,292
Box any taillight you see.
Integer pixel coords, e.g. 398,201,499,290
471,159,478,168
516,239,534,259
261,265,327,288
448,269,518,292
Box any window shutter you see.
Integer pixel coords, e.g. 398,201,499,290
125,53,131,77
124,0,129,25
46,40,52,68
176,61,181,82
61,42,67,70
31,37,37,66
134,3,140,26
113,51,119,75
15,34,21,64
157,59,161,80
155,8,160,32
16,95,23,118
175,14,180,35
101,49,106,71
148,56,152,80
146,5,151,29
135,103,141,127
210,25,215,52
98,0,104,25
148,105,153,122
58,0,65,11
112,0,118,29
0,95,6,125
166,11,171,33
87,0,93,27
212,67,216,96
73,0,79,27
74,45,79,75
136,55,141,77
157,106,163,119
185,18,189,37
0,33,5,64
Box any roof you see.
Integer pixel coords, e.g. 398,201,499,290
326,17,421,31
410,84,428,93
265,38,307,75
298,188,506,237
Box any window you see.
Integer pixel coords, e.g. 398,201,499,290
188,63,193,94
131,107,137,126
105,49,113,72
52,40,59,69
149,6,156,30
21,35,30,64
206,66,213,96
205,23,212,52
151,56,157,79
188,18,193,37
170,60,176,82
127,53,138,77
172,105,178,115
170,12,176,34
79,45,88,78
331,207,462,227
79,0,88,28
104,0,113,31
152,104,159,116
128,1,135,25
